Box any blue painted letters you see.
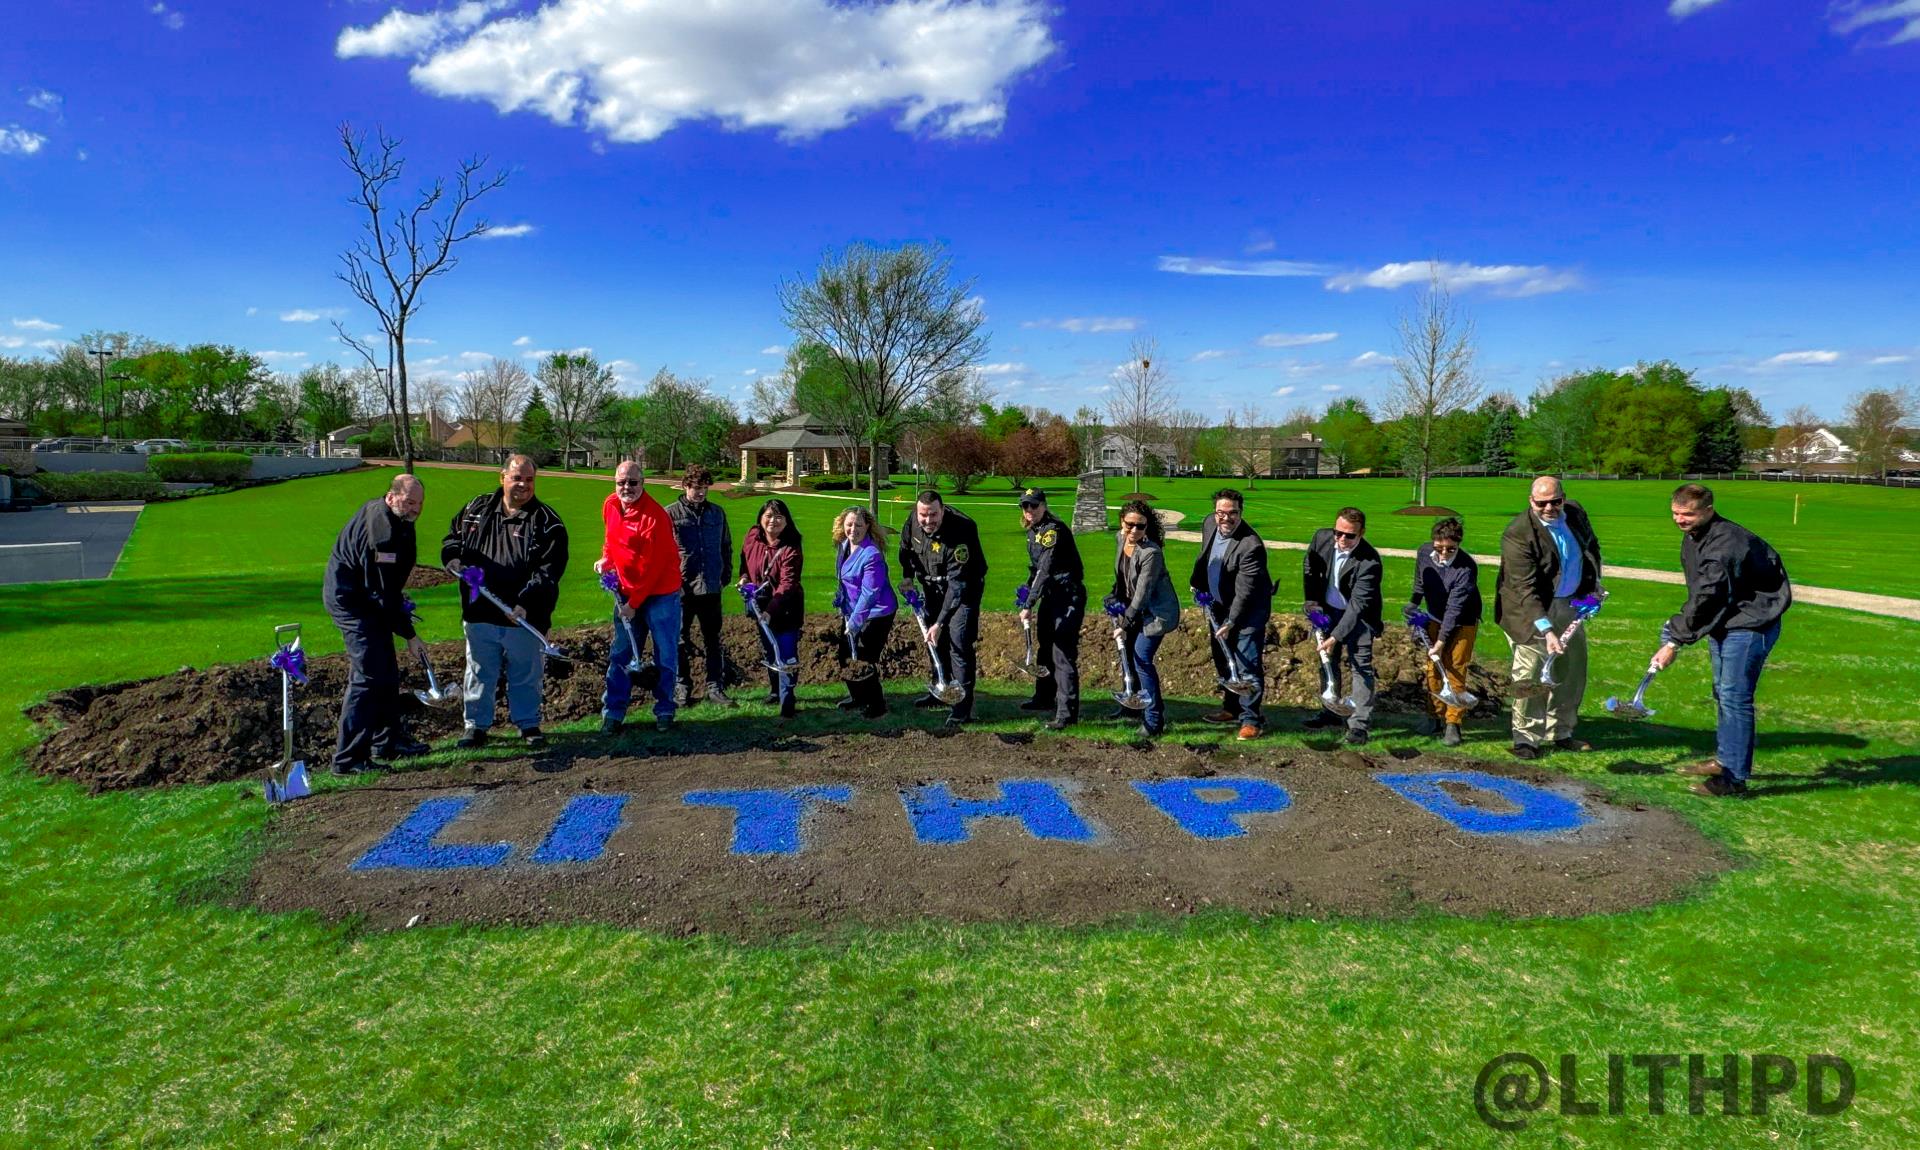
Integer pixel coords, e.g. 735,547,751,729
1132,777,1291,839
1373,771,1590,835
900,779,1097,845
350,796,513,871
530,794,630,863
681,786,854,855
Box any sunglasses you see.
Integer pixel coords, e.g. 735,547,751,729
1122,520,1148,530
614,479,641,487
1333,529,1359,540
1532,497,1565,508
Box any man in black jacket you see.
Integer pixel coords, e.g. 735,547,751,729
1188,488,1273,739
1015,488,1085,729
1301,506,1385,744
322,473,430,774
898,490,988,726
667,463,735,707
440,454,570,749
1493,475,1604,760
1656,483,1792,798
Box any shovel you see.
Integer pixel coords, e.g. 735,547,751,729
462,565,571,662
599,571,643,672
1014,585,1049,678
401,596,458,708
263,623,311,803
1514,591,1607,699
1104,596,1150,710
902,586,966,705
1304,607,1357,718
1605,653,1664,720
740,581,800,676
1195,591,1258,697
1402,604,1479,709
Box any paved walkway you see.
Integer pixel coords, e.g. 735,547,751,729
0,503,144,584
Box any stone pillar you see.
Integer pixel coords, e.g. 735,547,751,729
1071,470,1108,535
786,450,798,487
739,448,751,484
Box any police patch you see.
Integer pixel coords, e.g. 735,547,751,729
1038,529,1057,548
953,544,971,565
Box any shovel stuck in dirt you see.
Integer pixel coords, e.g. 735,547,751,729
1013,585,1049,678
902,586,966,706
1605,654,1664,721
1304,608,1357,718
402,596,458,709
263,623,311,803
1104,596,1150,711
1195,591,1258,698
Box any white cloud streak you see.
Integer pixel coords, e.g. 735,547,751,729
26,89,62,113
258,350,309,363
280,308,341,323
1870,354,1912,364
477,222,536,239
151,2,185,30
1256,331,1337,349
1669,0,1727,18
1022,316,1140,333
11,317,59,331
1762,350,1841,366
760,344,786,356
1157,256,1330,277
977,362,1029,375
1324,260,1581,297
1350,350,1392,367
0,126,47,155
1831,0,1920,44
337,0,1057,143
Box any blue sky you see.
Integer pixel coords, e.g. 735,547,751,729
4,0,1918,422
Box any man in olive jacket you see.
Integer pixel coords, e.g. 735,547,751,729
1493,475,1603,760
1301,506,1384,744
1188,488,1273,737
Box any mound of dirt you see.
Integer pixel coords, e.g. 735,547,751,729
1392,505,1461,517
244,732,1730,938
403,566,456,589
27,610,1507,792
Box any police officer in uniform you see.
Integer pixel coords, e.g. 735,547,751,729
1015,488,1085,730
322,473,431,775
898,490,988,727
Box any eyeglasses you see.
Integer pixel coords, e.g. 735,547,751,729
1532,497,1565,508
614,479,641,487
1333,529,1359,540
1122,521,1148,531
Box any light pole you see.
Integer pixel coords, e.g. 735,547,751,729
83,347,114,441
109,372,133,440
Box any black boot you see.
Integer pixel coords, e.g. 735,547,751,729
765,671,781,707
860,674,888,719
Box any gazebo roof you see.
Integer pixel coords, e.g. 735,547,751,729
741,427,852,451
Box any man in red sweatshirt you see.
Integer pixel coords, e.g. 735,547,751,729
596,461,683,733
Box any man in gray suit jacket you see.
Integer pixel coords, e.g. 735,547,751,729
1493,475,1604,760
1188,488,1273,738
1301,506,1384,745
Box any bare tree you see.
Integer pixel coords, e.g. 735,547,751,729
1072,404,1105,474
779,242,988,514
1104,337,1176,492
336,122,507,473
1844,386,1917,477
1165,408,1209,474
1226,401,1268,483
459,358,530,464
1382,267,1479,505
1771,404,1824,474
642,368,712,474
1277,404,1318,434
749,372,796,425
538,352,616,470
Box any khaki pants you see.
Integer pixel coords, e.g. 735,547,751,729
1508,597,1587,747
1423,622,1477,726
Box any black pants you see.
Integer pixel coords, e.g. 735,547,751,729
678,592,726,692
845,611,896,717
1025,584,1084,721
332,613,404,768
926,595,980,719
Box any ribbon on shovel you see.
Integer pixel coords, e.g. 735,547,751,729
268,644,307,685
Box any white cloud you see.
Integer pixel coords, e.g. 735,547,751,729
1833,0,1920,44
31,339,62,351
0,126,47,155
1190,349,1228,361
280,308,343,323
258,350,309,363
0,335,23,349
75,148,88,162
1022,316,1140,333
337,0,1056,143
1871,354,1912,364
743,368,758,376
245,306,258,316
977,362,1028,376
1257,331,1337,349
1158,256,1329,278
477,222,536,239
1351,351,1392,367
1274,385,1297,397
26,89,62,113
458,350,492,362
11,317,59,331
414,355,450,368
1324,260,1581,297
1320,384,1342,393
512,335,531,346
150,2,185,30
1763,350,1841,366
407,336,436,345
759,344,786,356
1669,0,1726,17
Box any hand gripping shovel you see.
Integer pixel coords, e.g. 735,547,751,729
902,586,966,705
1402,604,1479,709
1104,596,1150,710
1014,585,1049,678
263,624,311,803
1304,607,1357,718
1514,591,1607,700
1605,652,1664,721
599,571,644,673
1194,591,1258,697
402,597,458,708
740,582,800,677
461,565,571,663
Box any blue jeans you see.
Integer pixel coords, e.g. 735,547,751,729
759,627,800,713
1707,621,1781,784
1215,624,1267,727
605,593,682,722
1130,630,1167,733
462,622,545,732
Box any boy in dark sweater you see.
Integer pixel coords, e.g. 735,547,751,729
1409,517,1483,746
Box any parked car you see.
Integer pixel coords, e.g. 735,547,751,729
30,437,102,452
133,439,189,454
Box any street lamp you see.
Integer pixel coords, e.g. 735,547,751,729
83,347,114,441
109,372,133,440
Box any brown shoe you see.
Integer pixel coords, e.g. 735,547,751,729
1553,737,1593,753
1676,759,1725,777
1236,724,1261,741
1200,710,1239,724
1691,775,1749,798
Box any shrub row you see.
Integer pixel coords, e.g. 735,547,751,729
35,472,165,502
147,452,251,484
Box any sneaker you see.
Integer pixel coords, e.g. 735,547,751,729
1043,716,1072,731
520,727,546,749
1343,727,1370,746
376,738,431,759
1018,698,1052,712
1301,711,1343,730
1691,774,1750,798
1442,723,1462,747
1236,724,1260,741
837,697,861,711
1676,759,1724,777
1138,723,1166,739
329,760,374,776
454,728,486,749
674,684,691,707
599,716,623,735
764,693,780,706
1511,743,1540,761
705,685,737,708
1554,737,1593,753
1200,709,1239,725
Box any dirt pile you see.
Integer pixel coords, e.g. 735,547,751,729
27,610,1507,792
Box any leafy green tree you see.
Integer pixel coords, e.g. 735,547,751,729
537,351,616,471
1517,371,1609,473
1591,362,1704,475
516,387,559,466
297,363,360,441
1316,397,1384,474
1690,388,1748,473
1479,394,1520,472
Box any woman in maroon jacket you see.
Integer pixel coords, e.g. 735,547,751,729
739,498,804,718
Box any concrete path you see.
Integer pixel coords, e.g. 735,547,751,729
1162,529,1920,623
0,503,144,585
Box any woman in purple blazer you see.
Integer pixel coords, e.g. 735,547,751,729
834,506,897,718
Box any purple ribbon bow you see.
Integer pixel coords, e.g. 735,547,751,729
1015,585,1030,607
739,581,759,602
1305,607,1335,633
903,586,924,612
269,645,307,685
1194,590,1214,609
1403,603,1436,629
461,565,485,604
403,595,419,620
599,570,622,595
1571,593,1605,620
1103,596,1125,617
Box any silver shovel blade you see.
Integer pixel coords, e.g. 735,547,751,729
266,760,311,803
932,683,967,705
1321,692,1356,718
1604,697,1655,720
1113,689,1150,711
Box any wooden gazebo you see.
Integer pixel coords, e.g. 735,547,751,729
738,413,858,486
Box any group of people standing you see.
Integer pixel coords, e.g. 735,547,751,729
321,461,1791,799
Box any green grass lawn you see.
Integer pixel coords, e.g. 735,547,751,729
2,468,1917,1146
